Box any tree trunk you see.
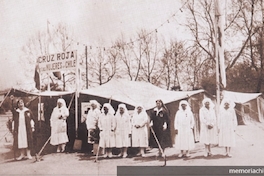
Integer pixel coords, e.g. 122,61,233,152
256,0,264,92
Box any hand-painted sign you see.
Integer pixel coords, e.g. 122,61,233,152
37,50,77,73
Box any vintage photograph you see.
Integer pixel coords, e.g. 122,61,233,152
1,0,264,175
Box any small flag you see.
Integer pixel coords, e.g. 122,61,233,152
34,64,40,90
53,72,62,80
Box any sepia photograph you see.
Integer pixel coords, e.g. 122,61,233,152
1,0,264,175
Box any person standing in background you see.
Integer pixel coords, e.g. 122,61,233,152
84,100,101,153
199,98,218,157
50,98,69,153
131,105,149,157
174,100,195,157
149,99,172,157
115,104,131,158
98,103,116,158
218,99,238,157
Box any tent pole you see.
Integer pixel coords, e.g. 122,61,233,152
75,91,78,138
39,95,42,128
75,50,79,138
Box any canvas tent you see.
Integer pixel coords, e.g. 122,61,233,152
0,88,75,122
222,90,264,124
80,79,204,110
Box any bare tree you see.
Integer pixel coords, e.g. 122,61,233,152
227,0,263,91
162,40,186,90
226,0,261,69
137,29,164,85
185,45,209,90
114,35,141,81
182,0,261,90
256,0,264,91
88,47,118,85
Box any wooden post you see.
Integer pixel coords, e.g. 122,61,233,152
75,51,79,138
63,73,65,91
85,45,88,89
39,95,42,128
215,0,226,120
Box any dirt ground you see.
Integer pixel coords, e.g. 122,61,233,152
1,115,264,175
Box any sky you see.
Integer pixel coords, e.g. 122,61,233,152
0,0,188,90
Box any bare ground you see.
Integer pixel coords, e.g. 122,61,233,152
1,115,264,175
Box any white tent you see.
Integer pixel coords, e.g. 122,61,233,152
222,90,264,123
222,91,261,104
80,79,204,110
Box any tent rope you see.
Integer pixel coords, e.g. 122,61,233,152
68,93,75,109
0,89,11,107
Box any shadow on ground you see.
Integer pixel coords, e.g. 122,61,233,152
183,154,228,161
77,153,129,161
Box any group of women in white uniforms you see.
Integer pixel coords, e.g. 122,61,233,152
49,97,238,159
175,98,238,158
11,96,237,161
96,102,149,158
90,97,238,159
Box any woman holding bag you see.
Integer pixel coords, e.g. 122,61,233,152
50,98,69,153
98,103,116,158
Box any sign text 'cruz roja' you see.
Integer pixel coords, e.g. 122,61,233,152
37,50,77,73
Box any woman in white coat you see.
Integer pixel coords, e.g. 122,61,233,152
115,104,131,158
174,100,195,157
131,105,148,157
85,100,101,153
199,98,218,157
98,103,116,158
50,98,69,152
218,99,238,157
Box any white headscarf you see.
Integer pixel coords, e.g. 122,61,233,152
202,98,215,109
116,104,129,116
220,99,236,109
57,98,67,108
133,104,148,117
89,100,101,109
178,100,191,111
102,103,115,115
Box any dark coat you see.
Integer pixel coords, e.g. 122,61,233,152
149,108,172,149
12,108,35,150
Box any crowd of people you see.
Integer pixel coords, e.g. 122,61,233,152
10,96,238,160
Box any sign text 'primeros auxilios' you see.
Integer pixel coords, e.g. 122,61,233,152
38,51,77,73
